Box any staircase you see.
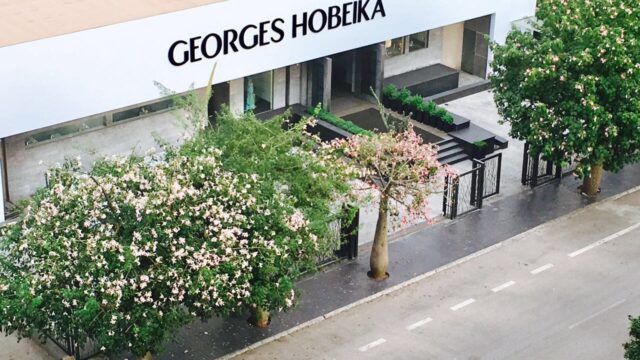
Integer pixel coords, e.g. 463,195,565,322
437,138,470,165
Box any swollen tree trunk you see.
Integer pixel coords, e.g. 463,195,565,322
252,307,270,328
369,195,389,280
582,162,604,197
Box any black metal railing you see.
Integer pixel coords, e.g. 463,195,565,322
443,154,503,220
521,143,577,188
317,207,359,266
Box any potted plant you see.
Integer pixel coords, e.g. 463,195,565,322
407,95,424,122
382,85,399,109
422,101,438,127
471,140,493,159
397,87,412,113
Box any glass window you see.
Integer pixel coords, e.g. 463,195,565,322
113,98,174,123
245,71,273,114
26,116,107,146
385,37,406,57
409,31,430,52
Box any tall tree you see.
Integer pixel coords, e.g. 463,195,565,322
491,0,640,196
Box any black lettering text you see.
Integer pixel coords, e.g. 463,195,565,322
372,0,386,19
271,18,286,43
309,9,328,33
202,33,222,58
168,40,189,66
223,29,239,54
358,0,371,22
292,13,308,38
328,6,342,29
239,25,259,49
189,36,202,63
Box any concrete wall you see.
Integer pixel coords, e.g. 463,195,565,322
229,78,244,115
272,67,287,109
384,28,444,78
289,64,303,105
442,23,465,70
4,111,188,201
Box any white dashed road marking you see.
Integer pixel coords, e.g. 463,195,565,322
406,317,433,331
568,299,627,330
530,263,554,275
451,298,476,311
358,338,387,352
492,281,516,293
568,222,640,258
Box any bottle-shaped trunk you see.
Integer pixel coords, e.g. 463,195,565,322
369,195,390,280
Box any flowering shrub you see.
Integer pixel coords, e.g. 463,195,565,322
491,0,640,195
0,147,320,356
330,125,449,279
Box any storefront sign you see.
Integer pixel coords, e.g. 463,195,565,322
168,0,387,66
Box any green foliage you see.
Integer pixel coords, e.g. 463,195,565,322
473,140,488,149
625,316,640,359
312,108,375,137
397,87,412,103
408,95,424,108
383,84,399,100
491,0,640,177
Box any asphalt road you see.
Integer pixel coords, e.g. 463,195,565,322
234,189,640,360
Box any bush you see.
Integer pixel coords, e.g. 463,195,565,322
382,84,399,100
625,316,640,359
0,153,270,357
312,108,375,137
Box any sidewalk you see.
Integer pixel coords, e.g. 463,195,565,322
155,164,640,360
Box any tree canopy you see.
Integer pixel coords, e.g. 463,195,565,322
491,0,640,182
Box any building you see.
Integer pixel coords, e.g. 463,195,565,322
0,0,537,223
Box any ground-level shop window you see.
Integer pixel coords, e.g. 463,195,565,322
409,31,430,52
385,31,430,57
25,116,107,147
245,70,273,114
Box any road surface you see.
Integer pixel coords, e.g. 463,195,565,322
234,189,640,359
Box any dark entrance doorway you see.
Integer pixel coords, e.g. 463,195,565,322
207,82,230,123
462,15,492,79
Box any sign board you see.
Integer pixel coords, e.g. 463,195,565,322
0,0,536,138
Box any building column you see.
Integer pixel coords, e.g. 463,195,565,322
229,78,245,116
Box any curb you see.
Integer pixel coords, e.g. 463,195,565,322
218,184,640,360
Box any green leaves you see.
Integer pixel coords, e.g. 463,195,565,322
491,0,640,176
625,316,640,360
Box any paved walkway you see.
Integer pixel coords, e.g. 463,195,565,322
155,164,640,360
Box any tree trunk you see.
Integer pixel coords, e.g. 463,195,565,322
252,307,270,328
369,195,389,280
582,162,604,197
139,352,153,360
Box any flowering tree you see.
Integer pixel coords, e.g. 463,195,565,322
175,108,358,326
491,0,640,196
0,148,319,357
626,316,640,360
331,126,448,280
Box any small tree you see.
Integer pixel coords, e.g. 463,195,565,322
331,126,448,280
625,316,640,360
491,0,640,196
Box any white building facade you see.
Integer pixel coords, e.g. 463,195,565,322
0,0,537,222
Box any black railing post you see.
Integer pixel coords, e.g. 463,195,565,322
521,142,530,185
442,176,449,217
530,155,539,189
477,161,485,209
340,206,359,260
497,153,503,195
470,162,478,206
452,177,460,219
